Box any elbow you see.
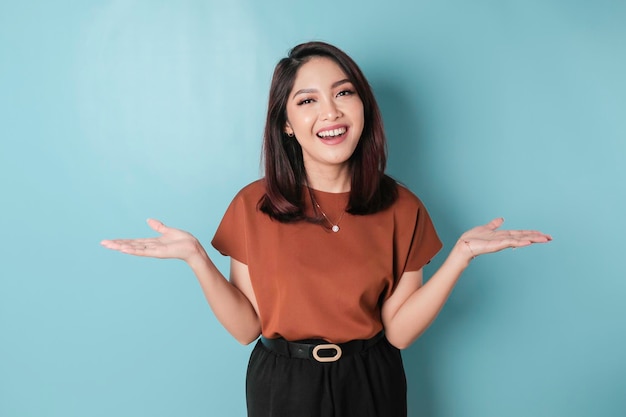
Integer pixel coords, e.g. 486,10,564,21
384,331,404,350
232,324,262,346
384,329,419,350
387,337,410,351
236,335,259,346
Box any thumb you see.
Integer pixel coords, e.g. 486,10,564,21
147,218,167,233
486,217,505,230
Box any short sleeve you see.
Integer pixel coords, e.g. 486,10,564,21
211,191,249,265
403,201,442,271
394,188,443,276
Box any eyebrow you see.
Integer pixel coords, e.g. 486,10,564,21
292,79,352,99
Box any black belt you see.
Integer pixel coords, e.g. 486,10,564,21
260,332,385,363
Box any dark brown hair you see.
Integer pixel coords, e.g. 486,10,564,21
259,41,397,222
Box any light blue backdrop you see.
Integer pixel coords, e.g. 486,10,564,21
1,1,624,416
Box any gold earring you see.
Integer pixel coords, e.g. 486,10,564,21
286,131,294,137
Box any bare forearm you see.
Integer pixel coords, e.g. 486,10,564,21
385,242,471,349
101,220,261,344
187,250,261,345
385,218,552,349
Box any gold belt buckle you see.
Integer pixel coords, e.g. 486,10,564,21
312,344,343,362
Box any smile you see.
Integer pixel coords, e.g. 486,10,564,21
317,127,347,138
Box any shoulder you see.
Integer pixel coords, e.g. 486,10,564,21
231,179,267,202
393,183,428,211
220,179,268,217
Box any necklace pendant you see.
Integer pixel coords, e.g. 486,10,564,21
332,225,340,233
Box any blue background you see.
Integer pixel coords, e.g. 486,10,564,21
1,1,624,416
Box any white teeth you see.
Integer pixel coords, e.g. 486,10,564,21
318,127,347,138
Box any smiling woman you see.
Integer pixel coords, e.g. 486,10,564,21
284,58,364,179
101,41,551,417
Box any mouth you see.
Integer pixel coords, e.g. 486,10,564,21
316,126,348,140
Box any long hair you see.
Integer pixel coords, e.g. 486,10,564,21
259,41,397,222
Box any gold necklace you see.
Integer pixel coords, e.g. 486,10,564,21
314,201,345,233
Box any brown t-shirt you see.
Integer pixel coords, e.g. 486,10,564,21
211,179,442,343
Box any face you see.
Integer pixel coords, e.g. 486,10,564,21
284,57,364,174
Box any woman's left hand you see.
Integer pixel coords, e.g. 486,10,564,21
459,217,552,260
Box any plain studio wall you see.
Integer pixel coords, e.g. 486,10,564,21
1,1,624,416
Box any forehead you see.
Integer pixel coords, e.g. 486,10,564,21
292,56,349,88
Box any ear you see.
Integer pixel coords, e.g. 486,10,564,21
284,123,294,137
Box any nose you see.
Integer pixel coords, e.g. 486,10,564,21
320,98,342,121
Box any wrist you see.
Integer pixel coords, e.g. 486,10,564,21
186,241,210,269
462,240,476,261
451,239,475,268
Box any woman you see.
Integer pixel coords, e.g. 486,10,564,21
101,41,551,417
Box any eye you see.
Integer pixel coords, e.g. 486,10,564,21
337,89,356,97
297,97,315,105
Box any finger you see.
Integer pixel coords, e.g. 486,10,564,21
502,230,552,242
507,229,551,237
100,238,160,251
101,240,117,249
491,227,551,239
116,240,164,257
101,239,135,250
119,245,160,257
508,239,534,248
147,218,168,234
498,235,551,249
486,217,505,230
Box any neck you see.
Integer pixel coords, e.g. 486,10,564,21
305,165,351,193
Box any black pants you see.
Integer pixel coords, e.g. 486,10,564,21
246,335,407,417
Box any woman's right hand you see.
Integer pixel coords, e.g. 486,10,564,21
101,218,204,263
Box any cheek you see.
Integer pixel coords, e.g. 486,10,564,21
349,101,364,122
291,113,316,132
353,106,365,131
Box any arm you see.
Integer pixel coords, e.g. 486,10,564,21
188,252,261,345
101,219,261,345
381,218,552,349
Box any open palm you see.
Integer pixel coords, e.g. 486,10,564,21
460,218,552,258
101,219,202,262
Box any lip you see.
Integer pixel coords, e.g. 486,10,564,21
316,125,349,146
316,124,348,136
